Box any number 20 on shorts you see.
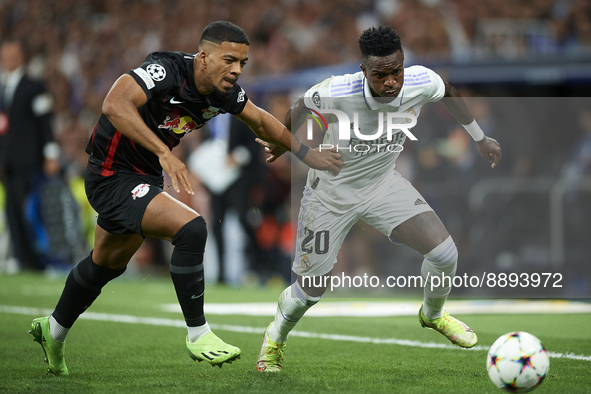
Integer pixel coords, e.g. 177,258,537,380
301,228,330,255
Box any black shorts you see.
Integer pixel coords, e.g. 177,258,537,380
85,169,164,235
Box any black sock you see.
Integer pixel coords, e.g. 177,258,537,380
52,252,126,328
170,216,207,327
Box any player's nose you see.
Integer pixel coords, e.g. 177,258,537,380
230,62,242,76
384,76,396,88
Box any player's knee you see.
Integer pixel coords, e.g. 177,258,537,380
422,236,458,277
172,216,207,253
425,236,457,264
294,280,323,306
298,277,327,298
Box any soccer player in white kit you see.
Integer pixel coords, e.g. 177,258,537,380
256,26,502,372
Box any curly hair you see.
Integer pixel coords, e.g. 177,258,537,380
358,26,403,60
200,21,250,46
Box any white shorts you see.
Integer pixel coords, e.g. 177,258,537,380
292,172,433,277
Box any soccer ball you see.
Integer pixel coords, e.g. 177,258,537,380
487,331,549,393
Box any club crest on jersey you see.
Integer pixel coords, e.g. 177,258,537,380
405,106,417,118
158,115,201,134
202,107,220,119
302,255,311,269
131,184,150,200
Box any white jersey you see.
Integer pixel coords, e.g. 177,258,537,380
302,65,445,213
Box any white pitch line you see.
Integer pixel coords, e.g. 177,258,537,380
2,305,590,362
163,299,591,317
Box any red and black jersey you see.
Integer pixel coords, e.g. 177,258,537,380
86,51,248,178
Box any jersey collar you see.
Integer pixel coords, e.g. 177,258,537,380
363,77,404,110
186,54,201,100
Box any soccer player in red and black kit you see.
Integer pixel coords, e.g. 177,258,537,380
29,21,342,375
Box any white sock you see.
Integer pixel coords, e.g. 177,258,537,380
187,322,211,343
49,315,69,343
421,235,458,320
268,281,321,343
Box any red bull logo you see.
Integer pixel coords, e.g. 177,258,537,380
158,116,200,134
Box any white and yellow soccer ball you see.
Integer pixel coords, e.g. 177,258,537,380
487,331,549,393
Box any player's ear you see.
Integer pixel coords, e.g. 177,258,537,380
360,63,367,77
197,50,208,69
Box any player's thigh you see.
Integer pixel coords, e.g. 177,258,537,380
293,196,358,279
140,192,199,242
363,176,448,255
391,211,449,255
92,224,145,270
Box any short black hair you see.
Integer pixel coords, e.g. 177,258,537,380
200,21,249,46
358,26,403,60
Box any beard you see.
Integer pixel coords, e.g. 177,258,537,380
213,85,231,100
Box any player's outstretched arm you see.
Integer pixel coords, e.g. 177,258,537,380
235,100,342,174
254,94,307,162
102,74,194,194
440,82,502,169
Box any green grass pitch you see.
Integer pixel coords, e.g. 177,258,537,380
1,273,590,393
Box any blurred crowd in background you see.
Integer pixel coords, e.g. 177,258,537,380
1,0,590,136
0,0,590,297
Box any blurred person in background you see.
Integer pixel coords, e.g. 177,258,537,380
190,114,266,284
561,108,591,254
0,39,58,272
254,94,294,284
561,108,591,184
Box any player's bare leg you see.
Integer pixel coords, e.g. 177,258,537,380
390,211,449,255
257,270,331,372
93,228,146,269
391,211,477,348
141,193,241,366
297,271,333,297
140,192,197,240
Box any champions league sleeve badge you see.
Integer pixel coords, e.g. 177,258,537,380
146,64,166,81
